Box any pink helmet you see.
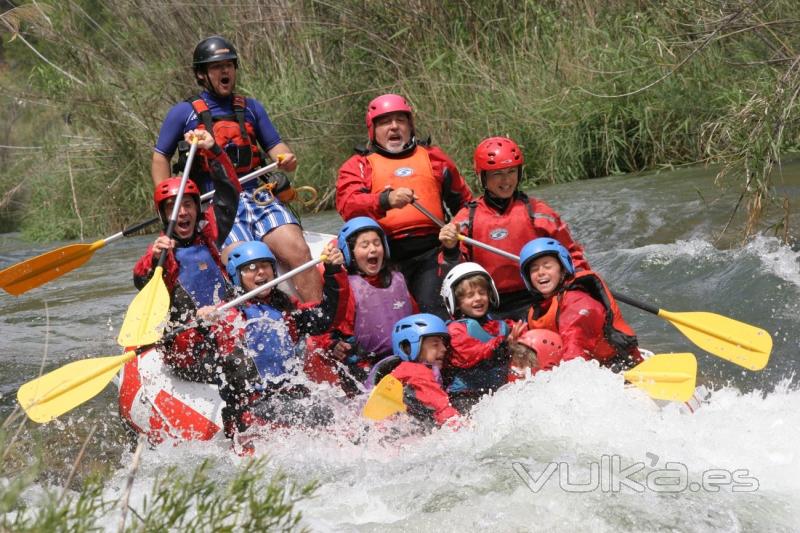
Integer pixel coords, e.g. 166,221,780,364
365,94,414,141
517,329,563,367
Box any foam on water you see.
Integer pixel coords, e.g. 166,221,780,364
97,360,800,531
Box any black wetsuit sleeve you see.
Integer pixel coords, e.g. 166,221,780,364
292,263,345,335
206,146,240,248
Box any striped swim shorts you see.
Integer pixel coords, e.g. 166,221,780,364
224,189,299,247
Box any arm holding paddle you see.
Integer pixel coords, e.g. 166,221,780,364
281,241,349,336
415,200,772,370
133,129,239,289
266,142,297,172
18,248,335,423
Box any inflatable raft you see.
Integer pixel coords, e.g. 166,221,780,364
119,346,708,443
116,231,708,443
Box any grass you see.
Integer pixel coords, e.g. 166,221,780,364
0,0,798,240
1,411,316,531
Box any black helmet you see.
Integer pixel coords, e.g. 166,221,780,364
192,36,238,69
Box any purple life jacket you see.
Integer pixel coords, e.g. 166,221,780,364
349,271,414,357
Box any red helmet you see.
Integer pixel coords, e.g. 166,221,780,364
473,136,524,182
365,94,414,141
517,329,563,368
153,177,201,221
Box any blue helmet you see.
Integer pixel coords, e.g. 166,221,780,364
392,313,449,362
519,238,575,293
226,241,276,286
337,216,390,268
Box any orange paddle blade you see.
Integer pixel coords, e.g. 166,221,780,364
0,240,105,295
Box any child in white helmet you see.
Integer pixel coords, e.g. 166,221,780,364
439,262,525,411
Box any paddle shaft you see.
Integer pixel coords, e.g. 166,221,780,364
162,255,326,341
221,256,325,311
106,161,281,245
411,200,521,261
156,141,199,270
611,292,658,315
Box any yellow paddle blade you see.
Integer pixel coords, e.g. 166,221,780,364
659,310,771,371
363,375,407,421
18,351,136,423
0,240,105,296
117,266,170,347
624,353,697,402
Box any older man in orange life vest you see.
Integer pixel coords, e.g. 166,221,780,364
335,94,472,318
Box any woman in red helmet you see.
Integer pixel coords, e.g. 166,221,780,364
335,94,473,319
133,129,241,382
438,136,589,322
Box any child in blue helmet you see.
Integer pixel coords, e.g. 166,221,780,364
212,239,347,437
366,313,459,427
305,216,419,396
519,237,641,370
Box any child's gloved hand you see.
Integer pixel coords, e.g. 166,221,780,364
322,241,344,266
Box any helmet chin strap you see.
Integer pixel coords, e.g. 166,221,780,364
201,72,218,98
199,70,231,98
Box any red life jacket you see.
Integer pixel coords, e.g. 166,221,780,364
367,147,444,239
465,194,549,293
527,270,640,368
190,94,264,175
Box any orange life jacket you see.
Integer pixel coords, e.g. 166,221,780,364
190,94,264,175
367,147,444,239
527,270,639,364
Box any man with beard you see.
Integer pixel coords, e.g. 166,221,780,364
335,94,472,319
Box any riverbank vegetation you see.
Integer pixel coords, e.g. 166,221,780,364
1,413,315,531
0,0,798,241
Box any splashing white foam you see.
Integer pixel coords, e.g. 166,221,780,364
102,359,800,531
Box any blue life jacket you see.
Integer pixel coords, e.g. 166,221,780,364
174,245,227,307
242,302,296,380
447,318,509,395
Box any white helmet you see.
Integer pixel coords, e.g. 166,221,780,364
440,262,500,316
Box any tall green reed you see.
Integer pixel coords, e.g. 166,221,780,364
0,0,797,240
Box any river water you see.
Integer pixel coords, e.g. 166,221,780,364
1,161,799,531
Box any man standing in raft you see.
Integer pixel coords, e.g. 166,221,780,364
151,35,321,302
336,94,472,319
